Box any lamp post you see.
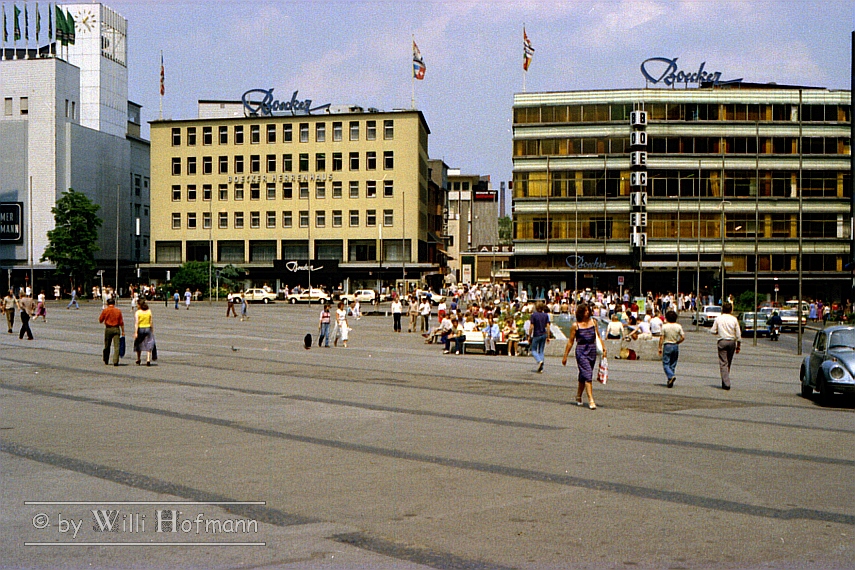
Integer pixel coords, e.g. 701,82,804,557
717,200,731,305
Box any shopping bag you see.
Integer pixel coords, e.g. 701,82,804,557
595,334,604,356
119,336,126,358
597,357,609,384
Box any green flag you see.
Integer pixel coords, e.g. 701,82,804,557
65,8,73,45
48,1,51,42
3,4,7,44
24,3,27,41
36,3,40,42
54,4,64,45
13,4,20,41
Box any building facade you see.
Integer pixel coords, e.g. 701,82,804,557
512,85,851,301
0,3,150,294
149,99,437,292
441,169,499,284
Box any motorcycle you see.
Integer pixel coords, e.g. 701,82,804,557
769,325,780,341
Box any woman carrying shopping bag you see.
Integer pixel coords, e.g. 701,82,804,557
562,303,606,409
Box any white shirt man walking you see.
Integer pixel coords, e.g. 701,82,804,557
710,301,741,390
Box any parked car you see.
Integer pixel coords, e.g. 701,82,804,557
800,326,855,400
738,312,769,337
415,289,446,306
340,289,382,304
286,288,330,304
784,300,810,316
779,309,806,332
692,305,722,326
242,288,277,304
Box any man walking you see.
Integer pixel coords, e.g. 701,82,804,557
710,301,741,390
3,290,16,333
419,297,431,332
98,297,125,366
529,301,551,373
184,288,192,310
17,292,36,340
66,287,80,309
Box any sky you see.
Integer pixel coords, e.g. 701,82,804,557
81,0,855,189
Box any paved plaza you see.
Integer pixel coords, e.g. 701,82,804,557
1,299,853,569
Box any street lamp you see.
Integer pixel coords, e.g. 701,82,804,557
717,200,731,304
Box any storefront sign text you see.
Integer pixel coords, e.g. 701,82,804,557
640,57,742,87
565,255,615,270
241,89,331,117
0,202,23,243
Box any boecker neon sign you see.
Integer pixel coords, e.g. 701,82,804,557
241,88,331,117
641,57,742,87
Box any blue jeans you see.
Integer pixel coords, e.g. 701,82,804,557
319,322,330,347
530,334,547,364
662,343,679,380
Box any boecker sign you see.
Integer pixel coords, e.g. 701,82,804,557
640,57,742,87
241,88,331,117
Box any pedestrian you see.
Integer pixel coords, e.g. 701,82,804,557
134,299,155,366
99,297,125,366
419,297,431,332
710,301,741,390
658,310,685,388
391,297,403,333
529,301,551,373
351,299,361,320
483,314,500,355
54,284,61,300
226,291,237,318
333,301,349,347
561,303,605,409
173,290,180,310
239,294,249,321
184,288,192,310
3,289,16,333
66,287,79,309
17,292,36,340
318,304,331,348
36,291,47,322
407,295,419,333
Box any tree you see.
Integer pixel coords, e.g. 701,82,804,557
170,261,211,296
498,216,513,245
40,189,102,290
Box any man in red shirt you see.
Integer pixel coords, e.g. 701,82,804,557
98,297,125,366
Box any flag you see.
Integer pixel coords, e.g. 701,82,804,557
412,40,425,80
55,5,65,44
13,4,20,41
36,3,40,42
48,2,52,43
523,27,535,71
24,3,28,41
160,52,165,96
65,8,74,45
3,4,7,43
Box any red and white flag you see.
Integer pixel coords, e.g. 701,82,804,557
412,40,426,80
160,52,165,96
523,27,535,71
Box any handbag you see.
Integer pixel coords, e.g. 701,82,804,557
595,333,604,356
119,336,126,358
597,357,609,384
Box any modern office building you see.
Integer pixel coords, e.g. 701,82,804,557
148,97,440,292
512,83,851,301
0,3,150,294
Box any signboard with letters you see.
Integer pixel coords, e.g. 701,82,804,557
640,57,742,88
0,203,23,243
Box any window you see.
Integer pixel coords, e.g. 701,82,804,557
299,210,309,228
203,212,212,229
299,153,309,172
384,180,394,198
282,154,293,172
366,180,377,198
250,183,260,200
234,184,244,200
219,126,228,144
349,210,359,226
366,120,376,140
171,158,181,175
172,213,181,229
282,182,293,199
349,121,359,141
316,123,326,142
19,97,28,115
4,97,12,116
250,155,260,173
332,210,342,227
266,182,276,200
384,119,394,139
187,212,197,229
203,184,212,201
349,181,359,198
250,124,260,144
266,154,276,173
332,152,343,171
333,121,342,141
316,211,326,227
316,182,326,199
299,123,309,143
266,124,276,143
366,210,377,227
234,212,245,229
234,155,244,173
266,211,276,228
383,209,393,226
203,126,212,145
366,151,377,170
172,127,181,146
218,184,228,201
187,127,197,146
202,156,212,175
299,182,309,199
316,153,326,171
283,124,292,142
234,125,244,144
349,152,360,170
218,156,228,174
383,150,394,170
172,185,181,201
187,185,197,201
332,181,343,199
282,211,293,228
218,212,228,228
250,211,260,228
187,157,197,175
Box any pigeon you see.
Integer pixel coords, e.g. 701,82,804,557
231,346,238,352
303,334,312,350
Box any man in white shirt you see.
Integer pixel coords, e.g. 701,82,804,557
649,311,663,336
418,298,431,332
710,302,741,390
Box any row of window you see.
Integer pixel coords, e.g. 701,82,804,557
513,136,851,157
171,179,397,201
157,239,412,264
170,151,395,175
171,209,396,230
516,253,842,273
171,119,395,146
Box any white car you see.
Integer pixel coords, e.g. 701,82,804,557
340,289,380,304
242,288,277,304
692,305,722,326
286,288,330,304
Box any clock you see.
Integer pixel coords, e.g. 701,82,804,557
77,8,97,33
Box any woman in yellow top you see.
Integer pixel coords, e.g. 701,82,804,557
134,299,155,366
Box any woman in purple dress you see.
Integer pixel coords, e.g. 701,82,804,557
562,303,606,409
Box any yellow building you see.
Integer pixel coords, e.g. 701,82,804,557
149,97,438,292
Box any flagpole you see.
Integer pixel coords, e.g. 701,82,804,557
411,35,416,110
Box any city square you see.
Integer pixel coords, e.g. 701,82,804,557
1,300,853,569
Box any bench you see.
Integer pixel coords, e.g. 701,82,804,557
461,330,510,355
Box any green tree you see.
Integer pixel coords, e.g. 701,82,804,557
171,261,211,296
498,216,513,245
735,290,758,313
40,189,102,290
218,264,246,292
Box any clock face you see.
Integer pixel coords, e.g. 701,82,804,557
77,8,97,33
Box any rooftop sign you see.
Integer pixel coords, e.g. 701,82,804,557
241,89,331,117
0,203,23,243
640,57,742,88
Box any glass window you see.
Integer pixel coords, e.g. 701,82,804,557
172,185,181,201
299,182,309,199
187,212,197,229
282,211,293,228
19,97,28,116
366,180,377,198
187,157,197,175
383,209,393,226
202,156,212,175
333,122,342,141
299,153,309,172
218,212,228,228
366,210,376,227
266,124,276,143
250,211,260,228
203,184,212,201
332,181,342,199
187,127,197,146
218,184,228,200
332,152,343,171
234,184,244,200
333,210,342,227
384,150,394,170
250,124,260,144
384,180,394,198
366,120,376,140
366,151,377,170
282,182,293,199
316,182,326,199
316,123,326,142
187,185,197,201
203,212,211,229
234,125,244,144
349,121,359,141
172,127,181,146
3,97,11,116
283,124,293,142
349,181,359,198
384,119,394,139
299,210,309,228
234,155,244,173
234,212,244,229
219,126,228,144
282,154,293,172
349,210,359,226
172,213,181,229
300,123,309,143
267,182,276,199
316,211,326,227
171,158,181,175
266,154,276,173
218,156,228,174
316,153,326,171
250,155,260,173
349,152,359,170
250,183,260,200
266,211,276,228
203,126,212,145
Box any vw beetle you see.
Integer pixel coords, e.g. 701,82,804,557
800,326,855,400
